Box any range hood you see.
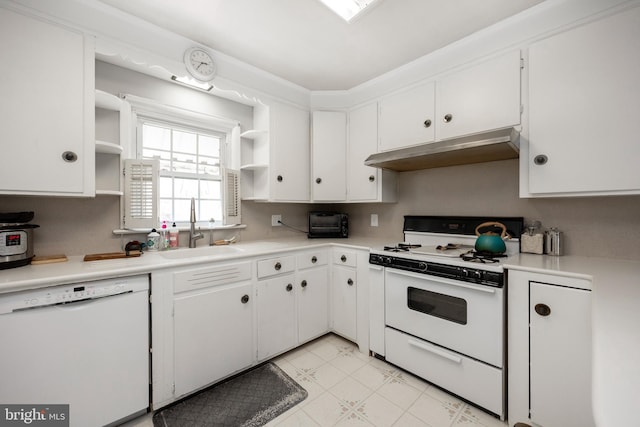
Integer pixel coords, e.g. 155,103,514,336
364,127,520,172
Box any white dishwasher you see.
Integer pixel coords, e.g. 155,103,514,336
0,275,149,427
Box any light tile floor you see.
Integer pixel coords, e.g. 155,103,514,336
122,333,506,427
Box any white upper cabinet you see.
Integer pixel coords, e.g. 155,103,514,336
312,111,347,201
270,102,310,202
241,101,309,202
348,103,397,202
0,6,95,196
376,50,521,153
435,50,521,141
526,6,640,196
378,81,436,152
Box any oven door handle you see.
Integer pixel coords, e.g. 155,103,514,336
386,268,497,294
408,338,462,364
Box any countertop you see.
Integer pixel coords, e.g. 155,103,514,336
1,238,637,426
0,237,381,294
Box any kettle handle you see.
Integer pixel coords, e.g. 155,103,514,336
475,221,509,238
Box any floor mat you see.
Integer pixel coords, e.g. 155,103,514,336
152,362,308,427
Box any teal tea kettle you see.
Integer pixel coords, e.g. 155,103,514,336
474,221,509,254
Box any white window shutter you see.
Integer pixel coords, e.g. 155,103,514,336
123,159,159,230
222,168,241,225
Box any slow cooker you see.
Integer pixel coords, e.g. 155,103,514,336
0,211,39,269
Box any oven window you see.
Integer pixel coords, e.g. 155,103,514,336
407,287,467,325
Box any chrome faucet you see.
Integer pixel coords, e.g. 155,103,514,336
189,197,204,248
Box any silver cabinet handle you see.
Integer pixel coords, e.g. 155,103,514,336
286,283,293,292
423,119,432,128
277,175,283,182
533,155,548,165
340,255,347,262
311,256,317,263
315,177,322,184
274,262,282,271
62,151,78,162
443,114,453,123
241,294,249,304
301,280,308,288
368,175,375,182
347,278,354,286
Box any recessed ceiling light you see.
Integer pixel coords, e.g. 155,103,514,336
317,0,383,22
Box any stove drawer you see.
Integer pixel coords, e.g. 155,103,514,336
385,327,503,418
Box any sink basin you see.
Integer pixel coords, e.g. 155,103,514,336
159,245,244,259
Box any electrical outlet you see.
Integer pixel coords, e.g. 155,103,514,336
271,214,282,226
371,214,379,227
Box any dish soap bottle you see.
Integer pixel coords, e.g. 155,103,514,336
160,221,169,250
169,222,179,248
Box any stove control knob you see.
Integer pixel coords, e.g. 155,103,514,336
461,268,469,278
418,262,427,271
473,270,483,280
383,257,392,265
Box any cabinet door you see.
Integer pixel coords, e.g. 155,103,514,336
174,282,253,397
270,102,310,201
297,266,329,343
378,81,435,151
331,266,357,341
528,8,640,194
0,7,94,196
435,50,521,141
530,282,595,427
312,111,347,201
257,274,297,360
368,265,385,356
348,102,380,201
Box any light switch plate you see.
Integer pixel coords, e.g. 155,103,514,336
371,214,379,227
272,215,282,226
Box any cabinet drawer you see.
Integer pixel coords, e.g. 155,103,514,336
385,327,503,416
257,255,295,278
297,250,328,269
332,249,357,267
174,261,252,294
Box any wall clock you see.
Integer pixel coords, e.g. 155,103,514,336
183,47,216,82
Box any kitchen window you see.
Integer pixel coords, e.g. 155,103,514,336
122,94,241,230
139,120,224,225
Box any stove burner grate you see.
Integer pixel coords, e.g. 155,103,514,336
460,250,507,263
384,243,422,252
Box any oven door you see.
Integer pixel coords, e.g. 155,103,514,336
385,267,503,367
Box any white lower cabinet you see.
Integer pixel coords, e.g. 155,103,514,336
256,273,298,360
174,281,253,397
529,281,595,427
368,265,385,356
331,262,357,341
507,269,594,427
297,255,330,343
256,251,330,360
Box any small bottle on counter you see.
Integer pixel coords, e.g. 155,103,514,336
521,221,544,254
169,222,179,248
160,221,169,250
147,228,160,251
545,227,563,256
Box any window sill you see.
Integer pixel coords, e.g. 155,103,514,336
113,224,247,235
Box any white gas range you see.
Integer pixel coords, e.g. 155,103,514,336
369,216,523,420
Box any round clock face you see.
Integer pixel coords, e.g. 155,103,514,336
184,48,216,82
